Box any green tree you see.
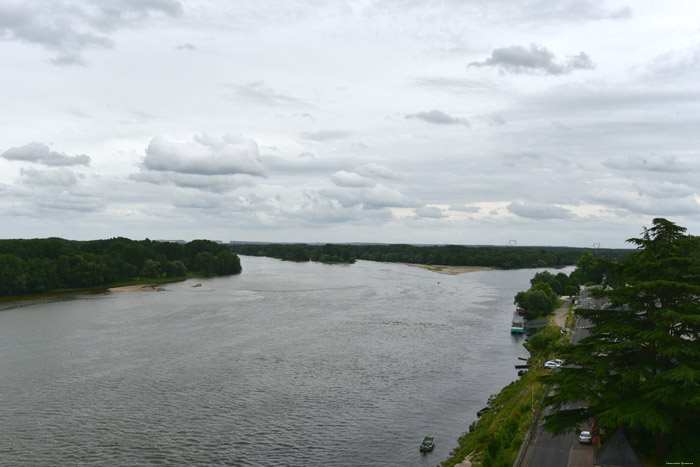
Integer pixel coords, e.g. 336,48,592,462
542,219,700,464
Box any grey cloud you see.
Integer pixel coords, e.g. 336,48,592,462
415,205,445,219
175,43,196,51
232,81,308,107
507,201,574,219
321,184,407,210
449,204,480,213
331,171,375,188
2,142,91,166
35,194,102,213
602,155,694,173
284,192,394,225
20,167,83,186
490,115,507,126
354,163,398,180
469,44,595,75
142,134,267,177
129,171,256,193
405,109,470,127
301,130,352,141
0,0,182,65
591,190,700,216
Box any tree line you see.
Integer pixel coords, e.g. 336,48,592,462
229,242,630,269
0,237,241,296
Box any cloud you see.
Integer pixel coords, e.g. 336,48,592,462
0,0,182,65
2,142,91,166
142,133,267,177
321,184,407,210
469,44,595,75
331,170,375,188
405,109,470,127
354,163,398,180
415,205,445,218
507,201,575,219
175,42,196,51
590,190,700,216
129,171,256,193
602,155,694,173
300,130,353,141
19,167,83,186
231,81,308,107
449,204,480,213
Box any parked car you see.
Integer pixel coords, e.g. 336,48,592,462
544,359,564,369
579,430,592,444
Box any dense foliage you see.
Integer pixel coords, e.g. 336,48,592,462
541,219,700,463
0,237,241,296
513,252,608,318
230,243,356,263
230,243,631,269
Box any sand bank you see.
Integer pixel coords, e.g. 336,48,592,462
107,284,166,292
403,264,492,275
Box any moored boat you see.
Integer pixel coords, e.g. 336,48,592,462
511,314,525,334
419,435,435,452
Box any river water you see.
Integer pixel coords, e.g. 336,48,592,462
0,256,572,466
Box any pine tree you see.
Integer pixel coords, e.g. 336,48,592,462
542,218,700,463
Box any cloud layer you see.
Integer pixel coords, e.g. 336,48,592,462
1,1,700,246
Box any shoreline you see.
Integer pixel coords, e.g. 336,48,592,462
402,263,493,275
107,284,168,292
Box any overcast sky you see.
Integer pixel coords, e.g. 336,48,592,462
2,0,700,247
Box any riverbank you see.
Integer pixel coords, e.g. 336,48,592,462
107,284,167,292
403,264,493,275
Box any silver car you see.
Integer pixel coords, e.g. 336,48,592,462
579,430,592,444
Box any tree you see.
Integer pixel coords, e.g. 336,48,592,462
542,219,700,463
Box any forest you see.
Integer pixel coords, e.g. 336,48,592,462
0,237,241,296
229,242,631,269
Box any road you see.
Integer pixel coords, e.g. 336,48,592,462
520,289,596,467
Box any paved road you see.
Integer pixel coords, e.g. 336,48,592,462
521,291,595,467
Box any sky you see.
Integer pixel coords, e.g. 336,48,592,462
1,0,700,248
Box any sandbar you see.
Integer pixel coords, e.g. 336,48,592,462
403,264,492,275
107,284,166,292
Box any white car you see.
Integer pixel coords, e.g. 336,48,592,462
579,430,592,444
544,359,564,369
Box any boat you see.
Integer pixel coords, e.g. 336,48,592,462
477,406,491,417
511,314,525,334
419,435,435,452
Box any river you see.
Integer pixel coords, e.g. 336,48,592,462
0,256,572,466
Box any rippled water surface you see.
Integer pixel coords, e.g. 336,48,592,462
0,257,572,466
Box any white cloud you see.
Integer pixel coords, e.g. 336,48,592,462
142,134,267,177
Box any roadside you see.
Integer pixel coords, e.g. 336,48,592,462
550,297,572,329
